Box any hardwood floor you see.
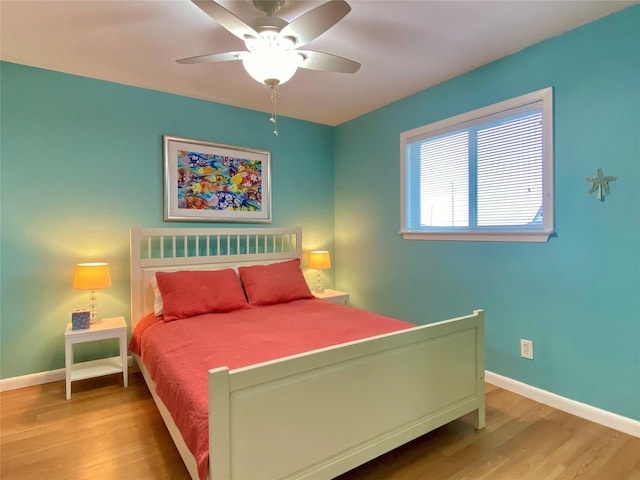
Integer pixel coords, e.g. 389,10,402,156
1,372,638,480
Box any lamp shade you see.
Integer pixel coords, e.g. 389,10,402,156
73,263,112,290
309,251,331,270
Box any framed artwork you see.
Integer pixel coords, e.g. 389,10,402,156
163,135,271,223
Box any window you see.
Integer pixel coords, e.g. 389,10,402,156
400,88,554,242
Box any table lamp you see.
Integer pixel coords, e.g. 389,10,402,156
73,262,112,324
308,251,331,293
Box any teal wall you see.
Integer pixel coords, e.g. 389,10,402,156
0,63,335,378
334,6,639,420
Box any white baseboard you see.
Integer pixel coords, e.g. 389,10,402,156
0,368,66,392
485,370,640,438
0,356,135,393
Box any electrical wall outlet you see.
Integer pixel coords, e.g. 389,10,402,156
520,339,534,359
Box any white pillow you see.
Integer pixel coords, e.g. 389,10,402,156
150,274,163,316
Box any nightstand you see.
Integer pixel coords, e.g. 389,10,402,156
64,316,128,400
313,289,350,305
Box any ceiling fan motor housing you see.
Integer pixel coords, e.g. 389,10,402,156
249,15,289,38
253,0,287,16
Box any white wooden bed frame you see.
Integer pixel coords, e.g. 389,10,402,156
130,225,485,480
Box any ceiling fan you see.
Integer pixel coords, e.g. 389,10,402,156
177,0,361,87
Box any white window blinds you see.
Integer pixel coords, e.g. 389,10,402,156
418,131,469,227
401,88,553,242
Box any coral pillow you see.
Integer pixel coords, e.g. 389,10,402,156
155,269,248,321
238,259,314,306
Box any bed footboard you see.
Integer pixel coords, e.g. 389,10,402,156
209,309,484,480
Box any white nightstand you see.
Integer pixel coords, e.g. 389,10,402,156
313,289,350,305
64,316,128,400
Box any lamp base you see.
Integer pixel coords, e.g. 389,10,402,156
315,271,324,293
89,290,101,324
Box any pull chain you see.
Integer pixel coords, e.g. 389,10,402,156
269,85,278,137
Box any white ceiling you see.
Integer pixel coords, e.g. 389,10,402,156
1,0,635,126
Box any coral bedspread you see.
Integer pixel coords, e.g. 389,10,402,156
129,298,414,480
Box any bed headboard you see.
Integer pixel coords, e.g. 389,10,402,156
130,226,302,328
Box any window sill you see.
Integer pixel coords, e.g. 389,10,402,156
400,230,553,243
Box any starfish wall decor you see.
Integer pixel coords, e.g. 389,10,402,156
586,168,616,201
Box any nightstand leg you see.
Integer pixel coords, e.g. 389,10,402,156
65,341,72,400
120,333,128,388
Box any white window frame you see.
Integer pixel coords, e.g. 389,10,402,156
400,87,554,242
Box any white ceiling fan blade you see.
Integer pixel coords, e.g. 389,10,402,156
176,51,245,64
297,50,360,73
280,0,351,48
192,0,257,40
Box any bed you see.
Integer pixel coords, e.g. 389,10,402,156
130,225,485,480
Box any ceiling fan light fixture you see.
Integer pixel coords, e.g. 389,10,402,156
242,31,301,86
242,48,302,86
